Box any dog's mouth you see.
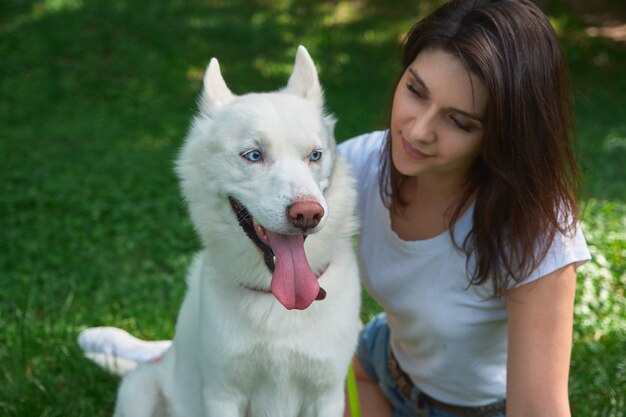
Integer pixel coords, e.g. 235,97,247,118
229,197,326,310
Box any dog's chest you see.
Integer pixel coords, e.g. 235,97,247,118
221,349,335,415
233,346,333,385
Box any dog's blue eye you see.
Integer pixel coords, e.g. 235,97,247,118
309,150,322,162
241,149,263,162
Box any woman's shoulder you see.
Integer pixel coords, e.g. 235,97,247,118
337,130,387,179
512,223,591,289
337,129,387,154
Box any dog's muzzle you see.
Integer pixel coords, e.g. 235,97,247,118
227,196,327,310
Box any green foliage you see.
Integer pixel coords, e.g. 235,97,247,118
561,22,626,417
1,0,624,415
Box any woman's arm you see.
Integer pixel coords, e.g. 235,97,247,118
506,264,577,417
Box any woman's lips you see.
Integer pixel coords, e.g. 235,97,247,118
401,137,432,160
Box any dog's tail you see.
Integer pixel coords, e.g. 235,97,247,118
77,327,171,376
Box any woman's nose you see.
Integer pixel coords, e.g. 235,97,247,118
407,108,436,143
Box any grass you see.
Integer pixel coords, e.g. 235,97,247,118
1,0,624,415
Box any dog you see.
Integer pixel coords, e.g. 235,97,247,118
84,46,361,417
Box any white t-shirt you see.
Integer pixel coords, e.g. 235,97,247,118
337,130,591,406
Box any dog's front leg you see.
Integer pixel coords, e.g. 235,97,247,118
113,364,163,417
202,390,246,417
203,402,244,417
301,387,346,417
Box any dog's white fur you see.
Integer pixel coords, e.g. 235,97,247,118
112,46,361,417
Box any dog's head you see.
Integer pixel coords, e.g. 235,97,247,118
177,46,338,310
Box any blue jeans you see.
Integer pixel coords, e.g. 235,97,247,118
356,313,505,417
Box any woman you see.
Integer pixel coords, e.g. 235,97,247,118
339,0,590,416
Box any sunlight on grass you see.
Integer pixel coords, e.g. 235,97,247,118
251,9,294,27
187,16,222,30
2,0,84,33
321,0,362,26
186,66,205,82
577,199,626,338
362,29,390,45
603,130,626,151
549,15,567,35
40,0,83,13
253,56,294,79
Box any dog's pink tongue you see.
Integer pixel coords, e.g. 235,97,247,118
265,231,319,310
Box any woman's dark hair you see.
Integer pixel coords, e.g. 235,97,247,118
379,0,581,296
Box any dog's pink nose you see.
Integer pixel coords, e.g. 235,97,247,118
288,200,324,231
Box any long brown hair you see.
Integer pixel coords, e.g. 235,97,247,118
379,0,581,296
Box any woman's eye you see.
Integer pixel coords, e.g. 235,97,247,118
241,149,263,162
450,116,473,132
406,83,425,99
309,150,322,162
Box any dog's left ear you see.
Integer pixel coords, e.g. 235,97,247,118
285,46,323,106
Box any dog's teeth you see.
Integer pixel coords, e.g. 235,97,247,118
256,225,268,242
255,224,269,243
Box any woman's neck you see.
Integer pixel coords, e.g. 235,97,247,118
391,176,475,241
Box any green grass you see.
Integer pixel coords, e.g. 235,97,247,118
1,0,624,415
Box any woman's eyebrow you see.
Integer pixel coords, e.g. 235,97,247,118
408,67,485,123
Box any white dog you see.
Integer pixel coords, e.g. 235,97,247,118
82,46,361,417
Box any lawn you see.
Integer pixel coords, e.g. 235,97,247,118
1,0,624,416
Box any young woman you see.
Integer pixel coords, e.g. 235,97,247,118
338,0,590,416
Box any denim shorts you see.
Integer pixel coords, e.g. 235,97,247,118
356,313,505,417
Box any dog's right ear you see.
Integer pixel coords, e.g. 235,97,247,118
285,46,323,106
199,58,235,115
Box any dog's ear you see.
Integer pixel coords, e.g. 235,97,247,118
200,58,235,114
285,46,323,106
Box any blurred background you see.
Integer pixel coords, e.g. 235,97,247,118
1,0,624,415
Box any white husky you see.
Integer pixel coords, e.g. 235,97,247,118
88,46,361,417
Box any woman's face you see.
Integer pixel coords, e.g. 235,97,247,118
390,48,488,189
